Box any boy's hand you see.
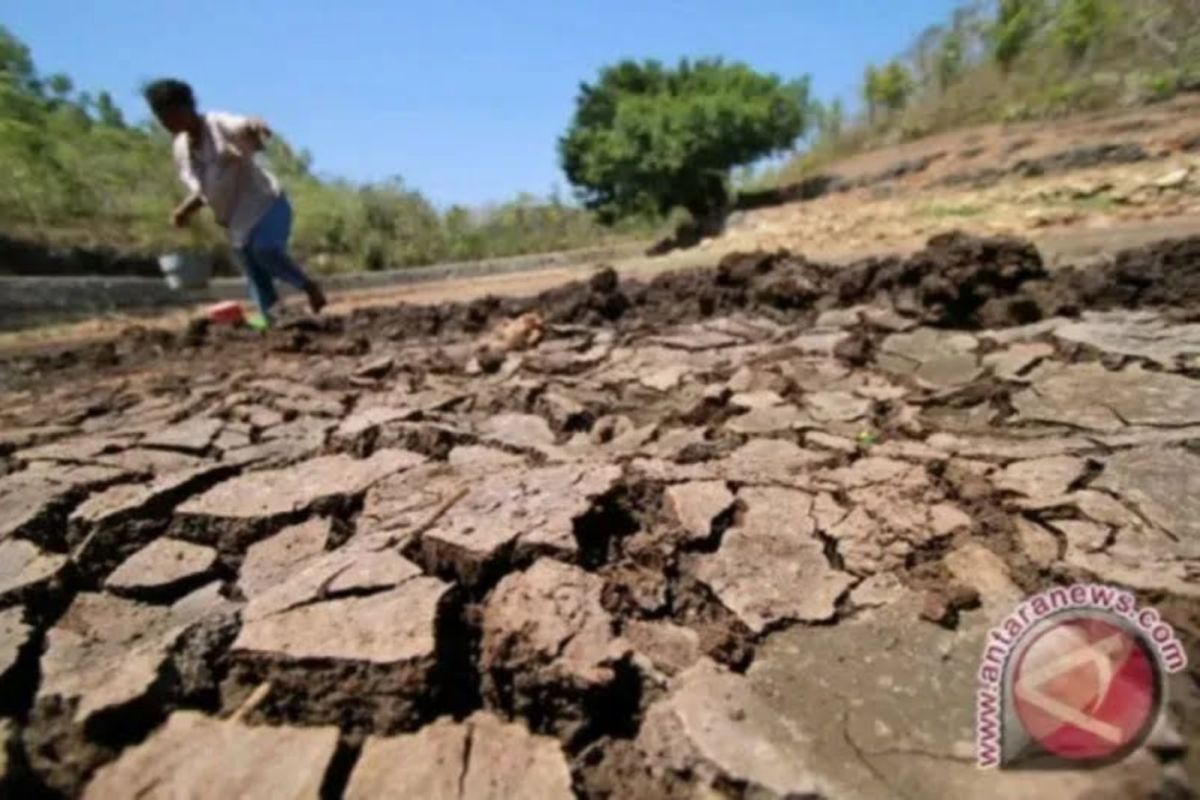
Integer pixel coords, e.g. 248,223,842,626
171,194,204,228
245,117,272,150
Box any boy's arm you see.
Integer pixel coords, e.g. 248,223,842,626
212,112,272,154
243,117,272,152
173,142,206,227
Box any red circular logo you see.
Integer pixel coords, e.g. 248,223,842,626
1012,615,1159,761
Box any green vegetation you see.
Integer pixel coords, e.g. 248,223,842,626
863,62,915,120
936,31,967,91
559,59,809,223
764,0,1200,188
992,0,1046,73
1062,194,1118,213
0,26,653,274
918,202,988,218
1053,0,1122,63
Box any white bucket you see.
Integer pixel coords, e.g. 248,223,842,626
158,250,213,290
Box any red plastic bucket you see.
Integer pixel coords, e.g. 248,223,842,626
207,301,245,325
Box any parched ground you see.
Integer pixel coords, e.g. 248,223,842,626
1,231,1200,798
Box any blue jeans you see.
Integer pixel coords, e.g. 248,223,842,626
238,195,312,317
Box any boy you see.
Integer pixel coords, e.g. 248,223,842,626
144,78,326,324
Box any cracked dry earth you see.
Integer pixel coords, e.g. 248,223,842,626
2,233,1200,798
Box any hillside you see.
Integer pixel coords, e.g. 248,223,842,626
764,0,1200,187
0,26,652,276
704,94,1200,266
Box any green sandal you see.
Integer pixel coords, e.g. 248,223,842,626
245,312,271,331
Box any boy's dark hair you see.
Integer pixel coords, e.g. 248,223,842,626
143,79,196,114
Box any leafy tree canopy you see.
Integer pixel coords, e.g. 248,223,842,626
863,61,914,118
992,0,1046,72
937,30,966,90
1054,0,1121,62
559,58,809,221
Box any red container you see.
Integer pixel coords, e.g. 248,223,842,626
207,301,246,325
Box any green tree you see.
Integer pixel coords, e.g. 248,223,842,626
266,137,313,181
884,62,915,110
869,62,914,113
94,90,125,127
354,177,445,269
816,98,845,141
559,58,809,222
0,25,36,91
909,24,947,89
937,30,966,90
863,65,882,121
442,205,484,260
1054,0,1120,62
45,72,73,100
991,0,1045,72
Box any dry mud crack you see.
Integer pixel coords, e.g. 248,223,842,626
1,232,1200,798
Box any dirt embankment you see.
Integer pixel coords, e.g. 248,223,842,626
736,140,1158,213
5,231,1198,390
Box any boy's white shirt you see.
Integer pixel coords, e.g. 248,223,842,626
173,111,281,247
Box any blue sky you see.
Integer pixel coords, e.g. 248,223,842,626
5,0,962,206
